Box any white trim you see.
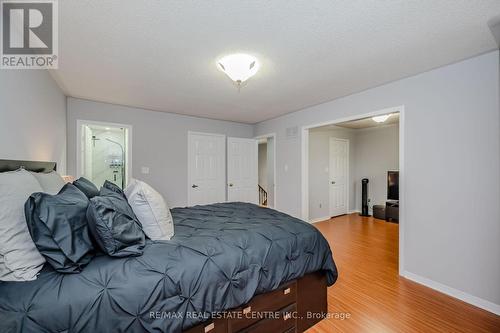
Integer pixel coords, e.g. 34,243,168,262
301,105,405,274
76,119,133,187
328,137,349,218
309,216,331,224
310,211,359,223
187,131,226,206
187,131,226,138
254,132,277,208
402,270,500,315
398,108,406,274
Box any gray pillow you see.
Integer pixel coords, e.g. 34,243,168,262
31,171,66,195
0,169,45,281
73,177,99,198
102,180,125,197
25,184,95,273
86,187,145,257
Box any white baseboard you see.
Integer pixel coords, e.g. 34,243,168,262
401,270,500,315
309,216,331,223
310,211,360,223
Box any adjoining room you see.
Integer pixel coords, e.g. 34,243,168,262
308,112,400,223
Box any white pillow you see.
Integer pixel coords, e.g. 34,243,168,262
31,171,66,195
0,169,45,281
125,179,174,240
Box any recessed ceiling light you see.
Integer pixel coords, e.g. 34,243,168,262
372,114,391,123
217,53,259,88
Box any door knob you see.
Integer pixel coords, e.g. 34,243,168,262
331,181,335,184
191,184,198,188
228,183,234,187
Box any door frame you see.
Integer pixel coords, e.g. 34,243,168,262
328,137,349,217
76,119,133,187
187,131,226,206
301,105,405,274
254,133,277,208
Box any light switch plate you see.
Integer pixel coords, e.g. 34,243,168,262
141,166,150,174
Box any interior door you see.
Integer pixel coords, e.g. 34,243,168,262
227,137,258,204
188,132,226,206
329,138,349,217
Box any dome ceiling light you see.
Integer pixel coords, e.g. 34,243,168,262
217,53,259,89
372,114,392,123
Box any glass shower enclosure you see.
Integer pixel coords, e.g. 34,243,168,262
79,122,130,189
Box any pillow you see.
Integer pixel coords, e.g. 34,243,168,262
125,179,174,240
87,187,145,257
25,184,95,273
102,180,125,197
73,177,99,198
0,169,45,281
31,171,66,195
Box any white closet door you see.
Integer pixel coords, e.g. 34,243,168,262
188,132,226,206
227,137,258,204
329,138,349,217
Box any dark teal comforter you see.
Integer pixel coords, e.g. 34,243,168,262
0,202,337,332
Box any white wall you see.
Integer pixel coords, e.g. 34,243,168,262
67,98,254,208
255,51,500,312
0,71,67,173
353,124,399,212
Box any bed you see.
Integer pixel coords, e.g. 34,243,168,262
0,160,338,333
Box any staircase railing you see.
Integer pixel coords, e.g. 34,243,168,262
258,185,268,206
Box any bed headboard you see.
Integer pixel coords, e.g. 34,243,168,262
0,159,57,173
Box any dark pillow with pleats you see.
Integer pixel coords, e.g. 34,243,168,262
73,177,99,199
102,180,125,197
24,184,95,273
86,187,145,257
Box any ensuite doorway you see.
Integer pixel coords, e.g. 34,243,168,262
76,120,132,189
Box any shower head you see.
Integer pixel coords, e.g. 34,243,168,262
105,138,124,153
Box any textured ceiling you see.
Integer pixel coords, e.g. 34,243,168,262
51,1,500,124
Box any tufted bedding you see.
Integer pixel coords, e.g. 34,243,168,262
0,202,337,333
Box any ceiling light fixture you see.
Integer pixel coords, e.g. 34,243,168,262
372,114,391,123
217,53,259,89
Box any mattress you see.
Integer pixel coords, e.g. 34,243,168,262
0,202,337,333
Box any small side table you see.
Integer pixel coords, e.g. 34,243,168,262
373,205,386,220
385,201,399,223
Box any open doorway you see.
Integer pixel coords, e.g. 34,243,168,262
308,112,400,222
256,134,276,208
76,120,132,189
302,106,403,271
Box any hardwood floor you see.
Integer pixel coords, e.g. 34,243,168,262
307,214,500,333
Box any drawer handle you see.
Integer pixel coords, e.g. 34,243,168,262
243,306,252,314
283,312,292,321
283,287,291,295
204,323,215,333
